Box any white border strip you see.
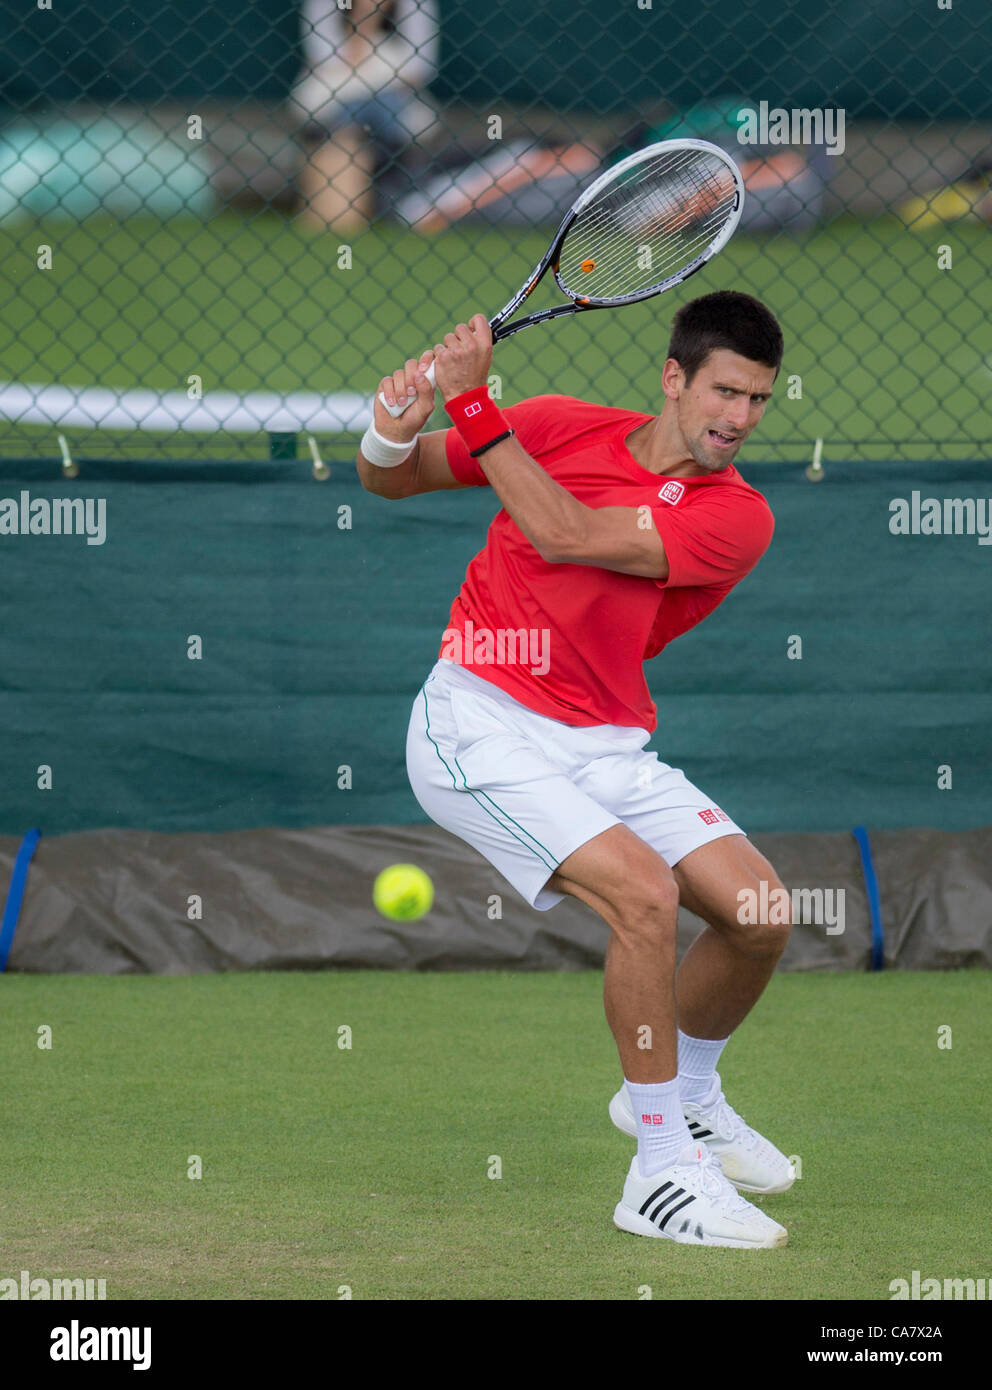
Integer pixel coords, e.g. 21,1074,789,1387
0,383,372,434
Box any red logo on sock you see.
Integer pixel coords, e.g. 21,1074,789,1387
641,1113,664,1125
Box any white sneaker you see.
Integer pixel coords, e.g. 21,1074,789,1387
613,1142,788,1247
609,1076,796,1195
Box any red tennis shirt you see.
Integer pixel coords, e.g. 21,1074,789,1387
440,394,774,732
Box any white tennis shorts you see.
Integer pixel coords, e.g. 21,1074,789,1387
406,658,745,911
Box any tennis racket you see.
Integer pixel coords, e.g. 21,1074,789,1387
380,137,745,418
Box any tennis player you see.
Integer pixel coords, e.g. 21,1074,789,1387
358,291,793,1248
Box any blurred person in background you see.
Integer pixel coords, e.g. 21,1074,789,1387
291,0,441,232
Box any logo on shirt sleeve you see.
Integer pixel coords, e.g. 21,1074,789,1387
657,480,686,505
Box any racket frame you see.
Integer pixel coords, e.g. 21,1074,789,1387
489,137,745,342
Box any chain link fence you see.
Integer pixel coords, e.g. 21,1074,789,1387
1,0,990,463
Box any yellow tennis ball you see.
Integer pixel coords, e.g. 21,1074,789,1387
372,864,434,921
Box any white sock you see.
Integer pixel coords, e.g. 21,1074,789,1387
625,1077,693,1177
677,1029,729,1104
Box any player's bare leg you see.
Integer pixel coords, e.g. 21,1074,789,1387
549,824,787,1245
548,823,680,1082
672,835,792,1040
608,832,796,1196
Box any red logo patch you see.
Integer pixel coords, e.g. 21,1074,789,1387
464,401,482,418
657,480,685,505
641,1113,664,1125
698,808,718,826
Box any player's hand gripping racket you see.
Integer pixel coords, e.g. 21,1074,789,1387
380,137,745,417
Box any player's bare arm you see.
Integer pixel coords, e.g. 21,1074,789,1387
430,315,669,578
480,445,670,577
357,348,467,498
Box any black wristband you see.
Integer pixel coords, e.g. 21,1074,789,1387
469,429,515,458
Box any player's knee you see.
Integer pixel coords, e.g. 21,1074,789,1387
748,919,791,962
731,879,792,960
613,874,680,945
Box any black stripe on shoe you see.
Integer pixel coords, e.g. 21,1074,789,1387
688,1124,714,1139
649,1187,688,1224
638,1181,673,1217
657,1194,695,1231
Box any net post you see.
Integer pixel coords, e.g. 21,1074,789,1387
58,433,78,479
307,435,330,481
805,437,824,482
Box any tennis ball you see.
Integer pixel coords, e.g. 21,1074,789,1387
581,259,596,272
372,863,434,921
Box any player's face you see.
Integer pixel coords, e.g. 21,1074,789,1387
669,349,776,472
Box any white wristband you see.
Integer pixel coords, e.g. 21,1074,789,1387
360,422,418,468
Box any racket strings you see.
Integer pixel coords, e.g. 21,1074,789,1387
571,150,734,276
565,166,732,292
558,149,739,300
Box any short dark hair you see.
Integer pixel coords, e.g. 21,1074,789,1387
668,291,784,384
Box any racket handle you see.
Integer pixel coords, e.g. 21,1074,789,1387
378,360,437,418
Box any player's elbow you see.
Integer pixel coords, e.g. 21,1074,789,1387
535,511,590,565
535,530,573,565
357,454,405,499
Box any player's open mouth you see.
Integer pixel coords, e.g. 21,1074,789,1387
708,429,738,447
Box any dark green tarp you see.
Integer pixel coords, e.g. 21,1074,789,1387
1,458,989,837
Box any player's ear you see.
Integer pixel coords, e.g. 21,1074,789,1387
661,357,684,400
